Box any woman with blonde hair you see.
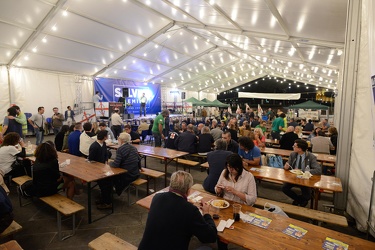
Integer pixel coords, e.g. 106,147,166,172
294,126,303,138
253,128,266,147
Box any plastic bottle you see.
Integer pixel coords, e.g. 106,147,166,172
27,141,32,150
305,164,310,174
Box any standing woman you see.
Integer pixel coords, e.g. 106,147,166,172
215,153,257,206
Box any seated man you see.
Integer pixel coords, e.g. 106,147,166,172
279,126,299,150
68,122,82,156
88,130,109,164
174,124,197,154
282,139,321,207
95,133,141,209
238,136,262,166
123,124,141,144
311,130,334,154
98,122,115,142
222,130,239,153
137,119,149,135
79,122,97,157
138,171,217,250
203,139,232,194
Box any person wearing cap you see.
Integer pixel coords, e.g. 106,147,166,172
110,108,123,140
96,132,141,209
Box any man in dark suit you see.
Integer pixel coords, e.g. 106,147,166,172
282,139,321,207
174,124,197,153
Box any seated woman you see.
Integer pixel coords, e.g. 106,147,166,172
215,153,257,206
0,132,27,178
308,127,321,141
197,126,214,154
54,125,70,151
20,141,76,199
253,128,266,148
294,126,303,138
227,123,238,142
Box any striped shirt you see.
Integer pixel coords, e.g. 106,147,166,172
110,143,140,178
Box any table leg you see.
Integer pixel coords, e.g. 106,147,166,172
164,158,167,187
88,182,92,224
314,188,319,210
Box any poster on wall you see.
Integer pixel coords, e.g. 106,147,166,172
94,78,161,116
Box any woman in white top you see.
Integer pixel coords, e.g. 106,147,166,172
215,153,257,206
0,132,26,177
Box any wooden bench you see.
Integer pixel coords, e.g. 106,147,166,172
254,197,348,227
12,175,33,207
173,158,200,172
140,168,165,195
39,194,85,240
127,178,147,205
88,232,137,250
0,221,22,239
0,240,23,250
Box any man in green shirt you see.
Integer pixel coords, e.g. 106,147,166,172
152,109,169,147
255,120,267,134
271,113,285,140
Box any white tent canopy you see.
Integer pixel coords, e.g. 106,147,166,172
0,0,345,95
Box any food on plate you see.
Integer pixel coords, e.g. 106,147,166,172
211,200,229,208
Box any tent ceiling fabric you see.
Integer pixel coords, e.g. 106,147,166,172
0,0,346,95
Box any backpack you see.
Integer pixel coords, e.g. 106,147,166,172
267,154,283,168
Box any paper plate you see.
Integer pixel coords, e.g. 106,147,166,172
211,200,230,209
290,169,303,175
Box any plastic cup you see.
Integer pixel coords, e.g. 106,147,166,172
211,205,220,220
66,159,71,165
233,204,241,221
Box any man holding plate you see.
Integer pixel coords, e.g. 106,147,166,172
282,139,321,207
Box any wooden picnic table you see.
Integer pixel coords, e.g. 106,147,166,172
136,188,375,250
57,152,126,224
261,147,336,163
108,144,189,186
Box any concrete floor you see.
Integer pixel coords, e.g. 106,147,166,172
1,135,374,249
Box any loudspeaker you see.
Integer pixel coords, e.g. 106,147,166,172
118,97,125,103
123,88,129,98
181,92,186,99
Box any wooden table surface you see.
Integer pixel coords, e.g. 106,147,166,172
108,144,189,186
0,240,23,250
261,147,336,163
137,189,375,250
57,152,126,223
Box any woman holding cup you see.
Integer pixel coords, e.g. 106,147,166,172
215,153,257,206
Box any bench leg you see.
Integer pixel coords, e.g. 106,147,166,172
57,211,78,241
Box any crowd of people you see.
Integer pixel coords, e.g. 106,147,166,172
0,105,336,249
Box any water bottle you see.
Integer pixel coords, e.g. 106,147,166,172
305,164,310,174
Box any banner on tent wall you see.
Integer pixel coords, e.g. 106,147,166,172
94,78,161,115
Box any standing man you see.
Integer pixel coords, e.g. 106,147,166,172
271,113,285,140
282,139,321,207
51,107,64,135
65,106,75,126
152,109,169,147
110,108,123,140
93,91,103,108
140,93,147,117
138,171,217,250
28,107,47,145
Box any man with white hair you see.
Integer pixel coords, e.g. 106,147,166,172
279,126,299,150
139,171,217,249
96,132,141,209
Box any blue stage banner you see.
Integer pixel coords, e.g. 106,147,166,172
94,78,161,115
